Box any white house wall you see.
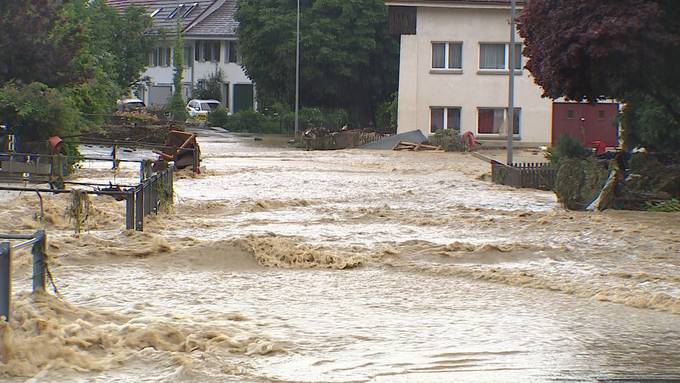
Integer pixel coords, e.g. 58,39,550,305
397,6,552,144
142,39,253,113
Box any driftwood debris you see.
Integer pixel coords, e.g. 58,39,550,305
392,141,444,152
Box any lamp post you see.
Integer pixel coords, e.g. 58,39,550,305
507,0,516,165
294,0,301,136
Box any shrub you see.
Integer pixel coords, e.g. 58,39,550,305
546,135,591,164
208,105,229,127
192,71,224,102
322,108,350,130
299,107,323,130
429,129,463,152
0,82,80,144
376,92,398,133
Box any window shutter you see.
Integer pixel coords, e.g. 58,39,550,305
214,41,221,62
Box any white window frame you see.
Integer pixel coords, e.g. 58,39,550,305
478,42,522,72
431,41,463,71
430,106,462,134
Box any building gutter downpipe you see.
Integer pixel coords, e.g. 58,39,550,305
507,0,516,164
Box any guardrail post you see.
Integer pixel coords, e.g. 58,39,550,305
125,190,135,230
0,242,11,321
135,186,144,231
32,230,46,293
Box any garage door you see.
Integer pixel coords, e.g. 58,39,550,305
148,85,172,108
233,84,254,113
552,103,619,147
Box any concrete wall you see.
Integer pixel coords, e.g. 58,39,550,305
396,6,552,144
141,39,253,113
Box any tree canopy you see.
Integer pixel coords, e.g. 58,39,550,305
519,0,680,150
236,0,399,123
0,0,154,145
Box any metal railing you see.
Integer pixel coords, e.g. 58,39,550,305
491,161,556,191
129,164,174,231
0,165,174,232
0,230,47,321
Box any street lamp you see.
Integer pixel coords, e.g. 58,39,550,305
507,0,516,165
294,0,301,136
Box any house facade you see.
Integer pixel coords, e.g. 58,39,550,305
385,0,545,145
108,0,254,113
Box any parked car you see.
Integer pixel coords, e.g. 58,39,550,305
186,99,221,121
116,98,146,113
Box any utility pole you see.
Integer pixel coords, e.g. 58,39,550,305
294,0,301,136
507,0,516,165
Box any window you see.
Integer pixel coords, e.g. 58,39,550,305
430,107,461,133
183,3,198,17
149,47,171,67
195,40,221,62
477,108,520,135
479,43,522,70
167,6,180,19
226,41,238,63
183,46,193,67
160,47,171,67
432,42,462,69
150,8,162,18
567,109,575,119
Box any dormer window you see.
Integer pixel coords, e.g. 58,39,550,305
167,4,184,19
150,8,162,18
183,3,198,17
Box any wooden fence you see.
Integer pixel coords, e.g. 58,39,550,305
491,161,556,191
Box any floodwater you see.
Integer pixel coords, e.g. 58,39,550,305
1,129,680,382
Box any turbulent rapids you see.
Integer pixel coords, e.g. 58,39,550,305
1,130,679,382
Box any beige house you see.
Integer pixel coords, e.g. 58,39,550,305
386,0,552,145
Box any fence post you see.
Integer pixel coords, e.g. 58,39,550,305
112,145,118,170
135,186,144,231
125,190,135,230
144,181,150,215
169,166,174,203
0,242,11,321
193,149,199,174
32,230,46,293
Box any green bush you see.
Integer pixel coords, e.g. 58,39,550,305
0,82,80,143
192,71,224,102
299,107,324,130
376,92,398,133
208,105,229,127
322,108,350,130
429,129,463,151
546,135,591,164
644,199,680,212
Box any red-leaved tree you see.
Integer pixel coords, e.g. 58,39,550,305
519,0,680,134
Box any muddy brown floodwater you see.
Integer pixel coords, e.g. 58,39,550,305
1,128,680,382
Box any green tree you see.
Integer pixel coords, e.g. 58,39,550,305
0,0,154,137
236,0,399,124
168,21,188,121
519,0,680,150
